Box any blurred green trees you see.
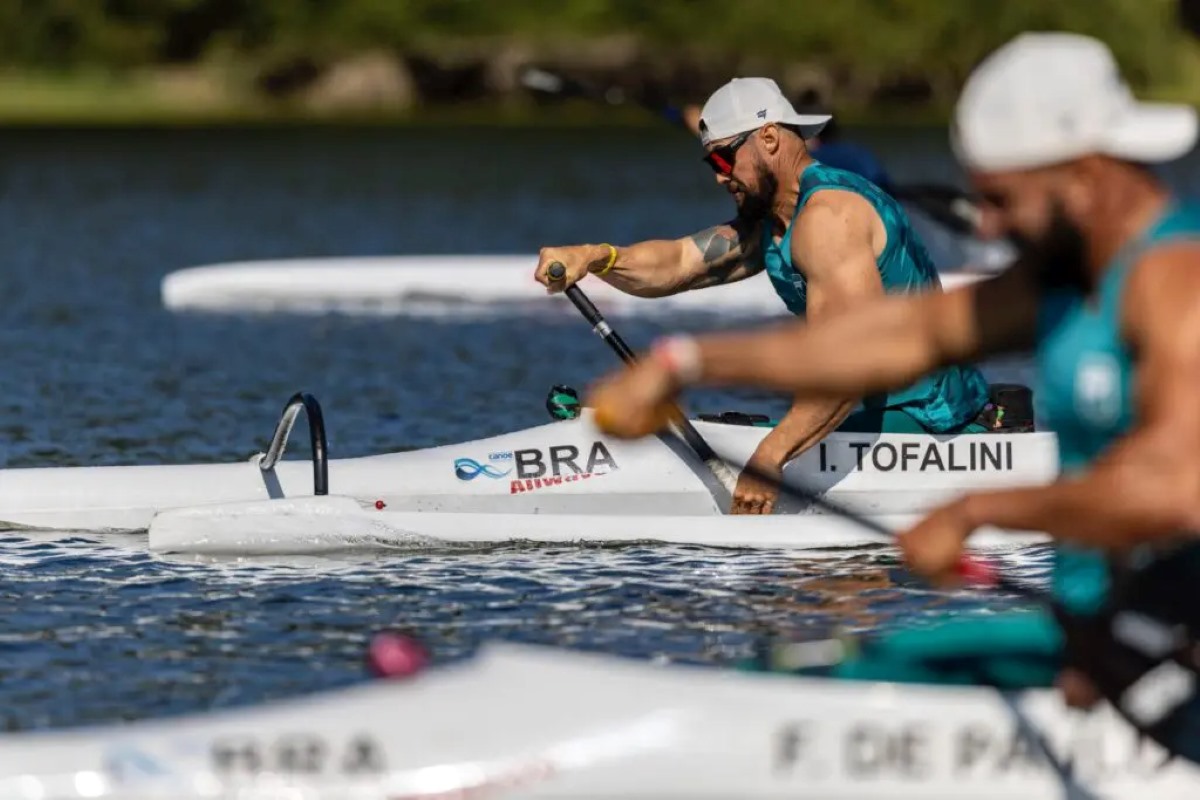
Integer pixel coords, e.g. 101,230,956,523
0,0,1182,72
0,0,1193,120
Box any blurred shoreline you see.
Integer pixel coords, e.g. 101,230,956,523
0,0,1195,128
0,59,963,128
0,75,958,128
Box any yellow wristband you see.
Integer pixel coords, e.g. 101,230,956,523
593,243,618,276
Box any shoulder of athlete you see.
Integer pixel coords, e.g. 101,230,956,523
1108,241,1200,524
1123,242,1200,353
789,190,879,272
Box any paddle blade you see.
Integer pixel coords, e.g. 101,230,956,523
518,66,565,94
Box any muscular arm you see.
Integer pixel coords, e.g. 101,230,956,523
689,253,1040,396
594,217,765,298
748,193,885,468
950,245,1200,549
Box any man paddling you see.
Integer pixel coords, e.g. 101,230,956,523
585,32,1200,694
535,77,990,515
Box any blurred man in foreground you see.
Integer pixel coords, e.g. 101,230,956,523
587,32,1200,693
535,77,990,515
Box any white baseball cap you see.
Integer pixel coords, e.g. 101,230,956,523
698,77,831,147
953,32,1198,172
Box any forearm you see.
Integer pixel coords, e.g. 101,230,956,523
751,396,857,466
604,220,759,297
696,291,969,396
959,463,1195,551
585,241,692,298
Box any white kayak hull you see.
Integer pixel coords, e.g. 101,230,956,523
161,254,993,316
147,498,1050,554
0,409,1057,548
1,643,1195,799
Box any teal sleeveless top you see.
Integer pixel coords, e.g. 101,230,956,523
762,163,990,432
1037,200,1200,612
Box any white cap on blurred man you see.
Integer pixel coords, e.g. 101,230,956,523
952,32,1198,172
698,77,830,147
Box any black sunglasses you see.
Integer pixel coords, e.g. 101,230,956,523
703,129,755,175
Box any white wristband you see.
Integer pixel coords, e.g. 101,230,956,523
652,335,703,384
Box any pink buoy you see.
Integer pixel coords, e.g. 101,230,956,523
367,632,430,679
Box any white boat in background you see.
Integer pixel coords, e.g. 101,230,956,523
160,254,997,316
0,642,1195,799
0,385,1056,554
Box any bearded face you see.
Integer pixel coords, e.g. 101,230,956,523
729,158,779,222
971,167,1094,292
703,125,795,225
1009,199,1090,291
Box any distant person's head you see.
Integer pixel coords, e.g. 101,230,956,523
697,78,830,220
952,32,1197,289
793,88,839,147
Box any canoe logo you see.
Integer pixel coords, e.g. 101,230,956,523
454,442,619,485
454,452,513,481
508,441,620,495
1074,352,1122,427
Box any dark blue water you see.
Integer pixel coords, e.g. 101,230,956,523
0,125,1137,731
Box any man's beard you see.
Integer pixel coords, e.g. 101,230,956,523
1010,202,1090,291
731,161,778,222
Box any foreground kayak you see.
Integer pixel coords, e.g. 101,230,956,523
161,254,996,316
1,642,1195,799
0,390,1057,553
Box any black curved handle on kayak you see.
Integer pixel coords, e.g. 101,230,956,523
259,391,329,496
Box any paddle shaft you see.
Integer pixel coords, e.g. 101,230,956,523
557,278,725,466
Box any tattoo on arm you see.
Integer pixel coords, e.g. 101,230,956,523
691,226,741,264
686,216,761,288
